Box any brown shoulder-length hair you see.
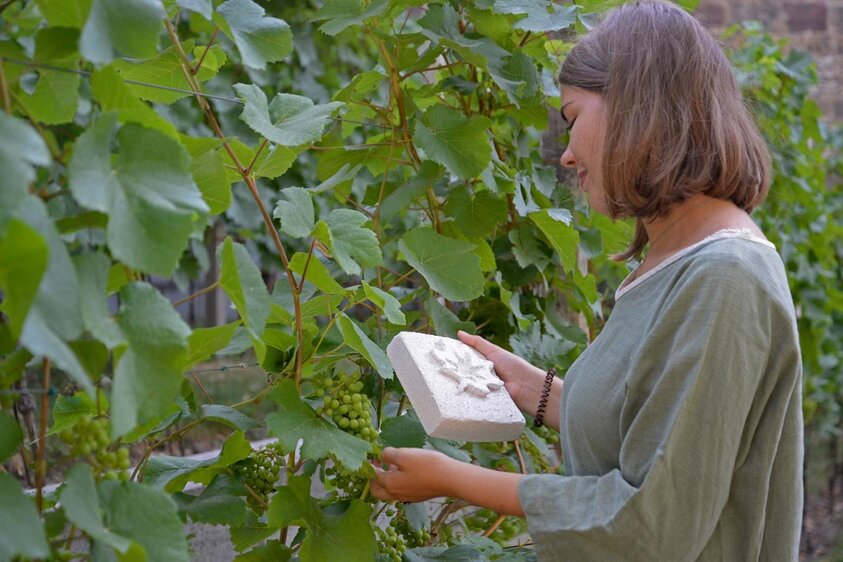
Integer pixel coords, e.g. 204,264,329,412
559,0,770,260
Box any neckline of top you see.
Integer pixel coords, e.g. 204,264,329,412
615,228,776,300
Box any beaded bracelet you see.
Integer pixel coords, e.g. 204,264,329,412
533,367,557,428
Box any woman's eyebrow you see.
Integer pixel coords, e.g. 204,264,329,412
560,101,572,125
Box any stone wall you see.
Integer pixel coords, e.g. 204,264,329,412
695,0,843,122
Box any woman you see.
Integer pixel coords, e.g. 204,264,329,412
371,1,804,560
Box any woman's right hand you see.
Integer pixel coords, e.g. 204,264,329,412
457,330,550,417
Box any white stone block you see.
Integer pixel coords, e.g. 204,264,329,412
386,332,526,442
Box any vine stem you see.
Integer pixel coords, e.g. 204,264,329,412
173,280,219,307
131,418,203,481
482,514,506,537
482,441,528,537
191,27,219,75
9,91,62,163
513,439,527,474
0,61,10,113
35,358,50,512
163,18,306,390
190,372,214,404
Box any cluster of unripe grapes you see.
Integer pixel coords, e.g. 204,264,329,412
378,511,409,562
463,508,524,544
323,462,370,500
378,508,432,561
59,415,131,480
320,375,378,443
233,444,284,512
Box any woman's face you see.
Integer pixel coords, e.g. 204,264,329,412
559,86,609,215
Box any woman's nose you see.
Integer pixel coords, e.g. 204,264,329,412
560,145,576,169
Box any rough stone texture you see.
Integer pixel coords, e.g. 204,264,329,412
695,0,843,123
387,332,525,442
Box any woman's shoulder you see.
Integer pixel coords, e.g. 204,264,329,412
670,232,794,313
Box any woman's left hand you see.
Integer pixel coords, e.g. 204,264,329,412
370,447,454,503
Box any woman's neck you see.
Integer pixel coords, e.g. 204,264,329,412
640,195,762,264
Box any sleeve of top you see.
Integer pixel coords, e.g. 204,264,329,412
518,258,783,560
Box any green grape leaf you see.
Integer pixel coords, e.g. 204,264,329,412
267,477,377,562
233,84,343,147
427,295,475,338
97,480,190,562
491,51,542,104
0,114,50,222
48,391,101,435
113,43,225,104
111,282,191,438
215,0,293,70
0,411,22,463
15,198,93,396
181,136,232,214
18,28,81,124
273,187,315,238
255,146,297,179
0,474,50,561
418,4,539,105
398,229,484,302
185,322,241,369
36,0,92,28
337,313,394,379
60,465,133,553
230,512,278,553
80,0,165,65
529,209,579,273
314,209,383,276
69,339,109,380
492,0,577,32
217,431,253,467
234,540,292,562
266,379,373,471
509,322,576,368
591,213,634,256
510,223,550,270
311,0,388,36
219,237,271,338
443,189,508,238
144,455,216,492
414,105,492,179
418,4,510,69
174,474,248,526
177,0,212,19
288,253,346,296
0,220,47,339
90,66,179,138
380,410,426,449
73,252,122,348
201,404,260,432
362,281,406,325
68,114,208,276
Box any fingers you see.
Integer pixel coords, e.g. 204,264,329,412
380,446,401,467
457,330,497,354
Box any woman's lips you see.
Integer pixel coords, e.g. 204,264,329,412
578,170,588,191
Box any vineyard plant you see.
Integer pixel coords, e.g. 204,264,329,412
0,1,840,561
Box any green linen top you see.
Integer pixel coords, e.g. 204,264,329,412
518,233,804,561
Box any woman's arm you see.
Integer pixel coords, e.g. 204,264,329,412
457,331,563,431
370,447,526,516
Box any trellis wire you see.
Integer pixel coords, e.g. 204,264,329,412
1,57,392,130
